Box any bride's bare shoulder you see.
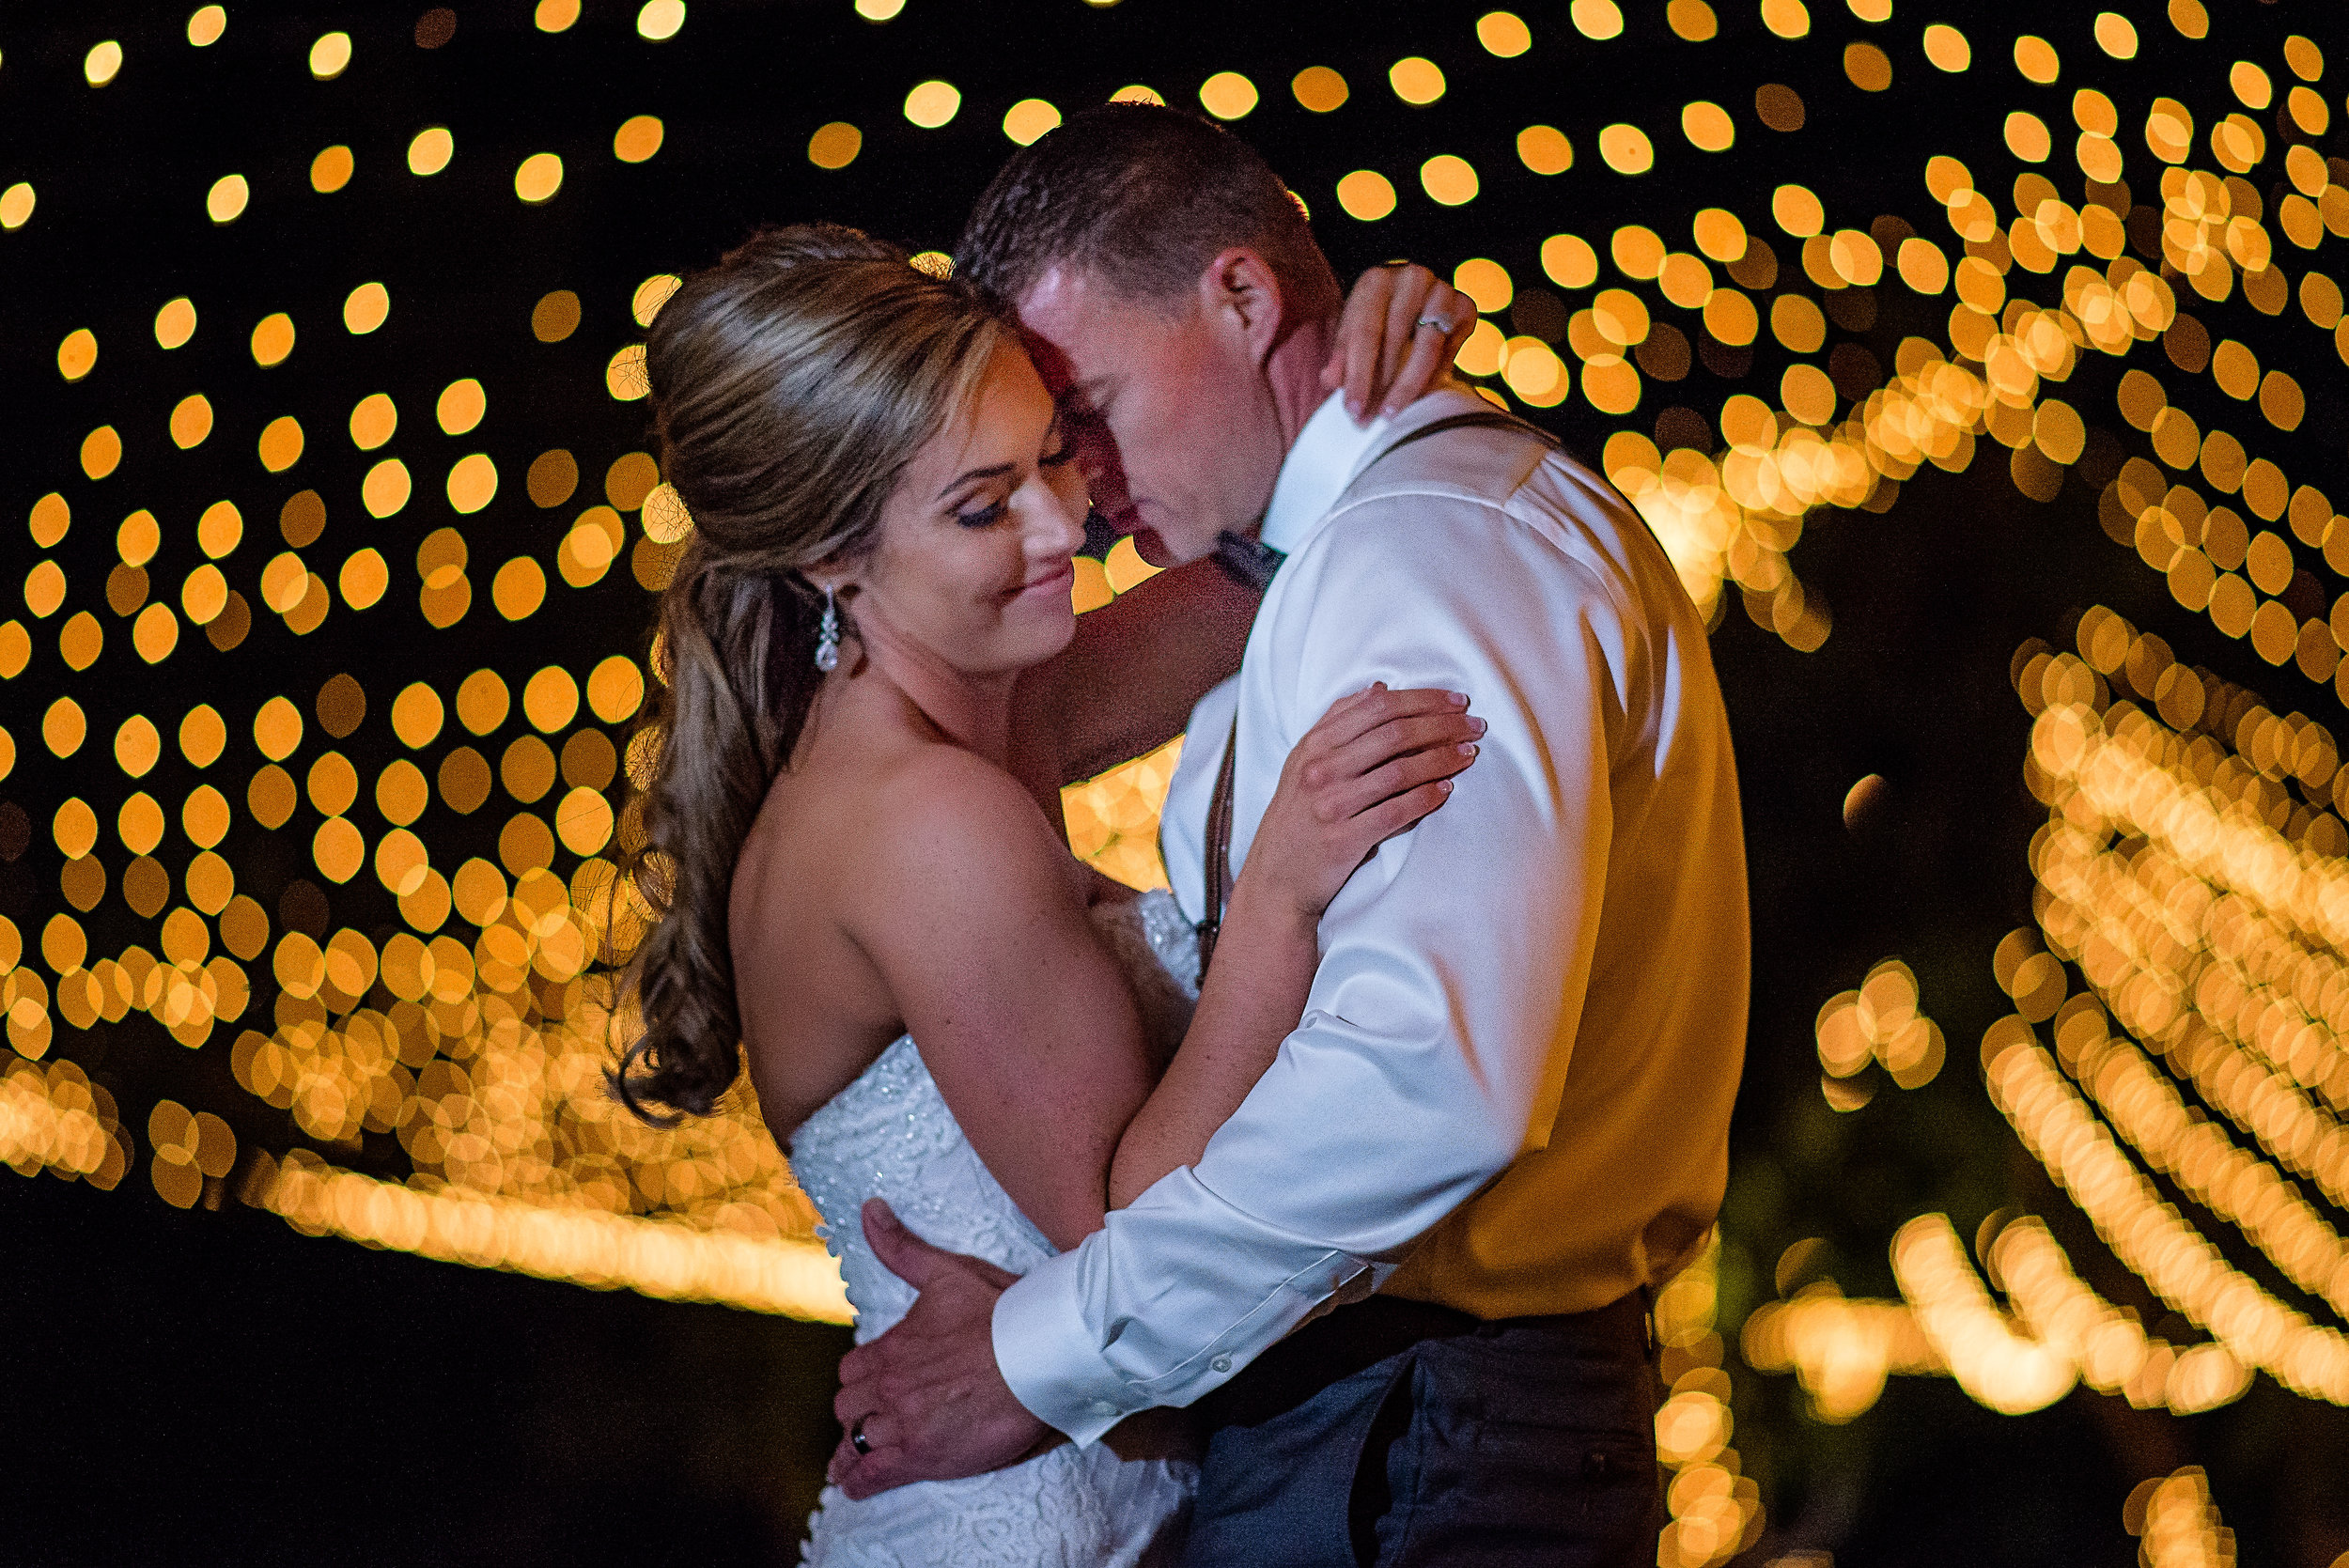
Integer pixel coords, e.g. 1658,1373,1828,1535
728,737,1068,1120
739,734,1067,920
854,742,1082,924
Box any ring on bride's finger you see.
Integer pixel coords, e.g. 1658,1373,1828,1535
1415,315,1453,333
850,1415,873,1456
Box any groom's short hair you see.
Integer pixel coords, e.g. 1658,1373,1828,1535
957,103,1339,317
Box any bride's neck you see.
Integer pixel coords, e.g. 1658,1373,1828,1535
843,624,1019,764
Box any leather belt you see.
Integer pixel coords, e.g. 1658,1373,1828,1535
1194,1289,1655,1433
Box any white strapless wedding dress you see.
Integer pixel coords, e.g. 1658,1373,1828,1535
789,889,1203,1568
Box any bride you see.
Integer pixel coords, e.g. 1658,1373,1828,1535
613,225,1480,1565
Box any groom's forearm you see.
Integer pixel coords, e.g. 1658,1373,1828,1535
992,1187,1372,1446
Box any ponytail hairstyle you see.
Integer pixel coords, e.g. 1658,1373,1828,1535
614,224,1006,1121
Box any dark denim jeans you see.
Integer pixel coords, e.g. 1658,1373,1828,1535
1181,1308,1662,1568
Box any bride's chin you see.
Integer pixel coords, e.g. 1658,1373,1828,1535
990,607,1079,672
1038,610,1081,657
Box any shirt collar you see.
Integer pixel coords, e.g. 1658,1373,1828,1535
1257,387,1496,556
1258,392,1391,556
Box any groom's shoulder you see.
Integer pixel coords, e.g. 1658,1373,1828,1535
1277,435,1667,643
1344,424,1629,532
1310,435,1642,585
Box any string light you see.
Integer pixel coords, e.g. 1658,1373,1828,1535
1654,1237,1766,1568
1750,591,2349,1428
3,23,2340,1563
2130,1468,2236,1568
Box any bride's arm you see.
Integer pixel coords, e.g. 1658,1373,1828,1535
848,694,1476,1250
1108,685,1482,1207
846,748,1158,1253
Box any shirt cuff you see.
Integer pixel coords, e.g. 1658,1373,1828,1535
992,1249,1137,1448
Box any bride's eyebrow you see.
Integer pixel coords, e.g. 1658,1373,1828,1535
935,461,1016,500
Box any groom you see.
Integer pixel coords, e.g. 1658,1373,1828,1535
831,104,1748,1564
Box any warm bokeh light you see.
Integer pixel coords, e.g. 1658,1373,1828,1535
408,128,455,178
1388,56,1446,106
342,283,390,335
250,312,296,367
1570,0,1625,39
437,378,487,436
56,329,97,382
903,80,960,129
1419,155,1478,206
1335,170,1397,222
170,396,214,450
1922,23,1971,71
309,32,351,80
1,22,2341,1553
1291,66,1347,113
311,146,354,194
206,175,249,225
1002,100,1060,146
1597,124,1654,175
1517,126,1572,175
614,116,665,163
807,122,862,169
1478,12,1532,57
514,153,565,204
637,0,687,41
1681,101,1735,152
1198,71,1258,120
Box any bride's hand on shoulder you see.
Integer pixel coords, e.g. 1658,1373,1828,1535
1323,263,1478,423
1241,684,1483,926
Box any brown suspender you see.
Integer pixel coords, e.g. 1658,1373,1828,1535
1196,716,1241,976
1372,408,1563,459
1193,410,1560,978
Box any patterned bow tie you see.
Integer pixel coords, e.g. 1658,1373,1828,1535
1211,530,1286,593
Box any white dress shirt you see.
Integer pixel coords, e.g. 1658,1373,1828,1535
993,388,1750,1445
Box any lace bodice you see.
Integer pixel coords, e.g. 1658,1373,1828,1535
789,1031,1052,1344
789,889,1200,1346
787,888,1200,1567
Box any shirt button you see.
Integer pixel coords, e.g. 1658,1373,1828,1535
1087,1400,1120,1417
1210,1355,1233,1374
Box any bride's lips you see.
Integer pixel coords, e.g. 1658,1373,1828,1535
1012,559,1077,601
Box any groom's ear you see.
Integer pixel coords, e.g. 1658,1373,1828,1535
1198,246,1286,367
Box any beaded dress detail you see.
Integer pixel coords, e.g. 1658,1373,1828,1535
790,889,1200,1567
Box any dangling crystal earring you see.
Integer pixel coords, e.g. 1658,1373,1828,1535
814,585,841,673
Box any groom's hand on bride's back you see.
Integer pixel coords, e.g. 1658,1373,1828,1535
829,1200,1054,1498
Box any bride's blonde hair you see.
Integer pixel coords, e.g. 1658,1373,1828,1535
616,224,1004,1120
